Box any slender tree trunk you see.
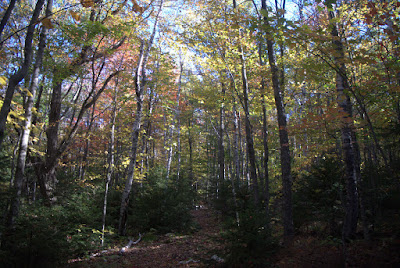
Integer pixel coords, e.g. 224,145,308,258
259,40,270,220
240,43,259,206
0,0,17,47
225,129,240,226
261,0,294,241
234,0,259,206
176,61,183,180
144,74,157,173
218,82,225,183
102,84,118,246
0,0,45,149
165,124,173,179
119,55,144,236
329,10,359,240
188,116,194,184
6,0,52,228
80,104,96,181
261,86,270,220
166,61,183,180
233,103,240,190
118,1,162,235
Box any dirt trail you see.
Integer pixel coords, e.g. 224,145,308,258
69,208,226,267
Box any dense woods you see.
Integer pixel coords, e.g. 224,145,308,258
0,0,399,266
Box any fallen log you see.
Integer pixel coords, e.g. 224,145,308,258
119,233,142,254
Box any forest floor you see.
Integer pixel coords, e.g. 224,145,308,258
66,209,400,268
66,208,227,267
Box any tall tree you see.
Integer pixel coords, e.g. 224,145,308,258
261,0,294,241
166,59,184,180
6,0,52,229
0,0,45,149
0,0,17,47
102,80,120,246
259,42,270,220
118,0,163,235
233,0,260,206
218,80,225,184
328,8,359,241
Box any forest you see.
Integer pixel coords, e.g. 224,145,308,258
0,0,399,267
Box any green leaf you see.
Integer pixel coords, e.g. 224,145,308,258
324,0,336,9
260,9,269,19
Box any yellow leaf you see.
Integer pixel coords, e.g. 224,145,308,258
80,0,94,8
41,18,54,29
0,76,7,86
23,88,33,97
69,11,81,21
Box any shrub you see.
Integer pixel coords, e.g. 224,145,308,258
293,155,344,236
224,207,277,266
127,170,194,234
0,190,102,267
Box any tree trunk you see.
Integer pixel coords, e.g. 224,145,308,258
234,0,259,206
240,44,259,206
0,0,45,149
258,40,270,220
119,58,144,236
188,116,194,184
6,0,52,227
261,0,294,241
218,82,225,183
233,103,240,190
176,61,183,180
328,10,359,240
144,86,156,173
0,0,17,47
40,78,62,203
80,104,96,181
118,1,162,235
102,84,118,246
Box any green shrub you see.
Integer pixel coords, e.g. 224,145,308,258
293,155,344,236
0,190,102,267
224,207,277,266
127,170,194,234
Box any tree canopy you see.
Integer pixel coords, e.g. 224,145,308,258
0,0,399,266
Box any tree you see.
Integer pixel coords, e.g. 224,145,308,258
260,0,294,241
0,0,45,149
328,7,359,241
6,0,52,229
0,0,17,47
118,0,163,236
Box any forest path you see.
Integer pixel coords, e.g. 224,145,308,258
70,208,226,267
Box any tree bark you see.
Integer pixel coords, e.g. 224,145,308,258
188,116,194,184
176,61,183,180
218,81,225,183
233,0,259,205
233,103,240,189
118,0,163,235
144,84,156,173
6,0,52,227
102,82,119,246
258,39,270,220
261,0,294,241
0,0,45,149
329,10,359,241
40,77,62,203
0,0,17,47
79,104,96,181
